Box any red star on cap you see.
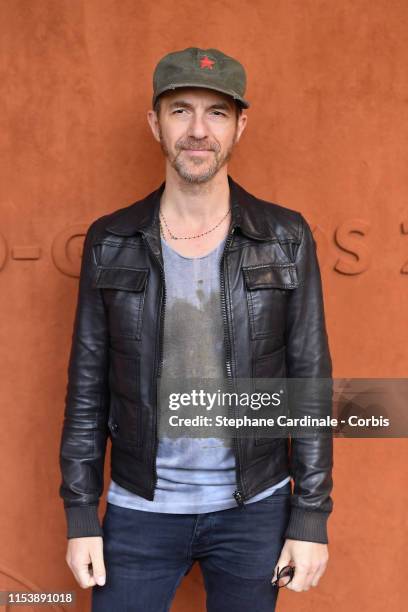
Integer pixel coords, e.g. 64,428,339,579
200,55,215,69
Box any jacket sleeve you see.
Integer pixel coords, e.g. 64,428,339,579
58,219,110,539
283,213,334,544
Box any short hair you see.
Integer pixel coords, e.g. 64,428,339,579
153,94,243,119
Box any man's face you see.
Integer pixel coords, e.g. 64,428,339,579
147,87,247,184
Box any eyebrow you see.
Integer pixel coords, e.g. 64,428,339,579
167,100,233,112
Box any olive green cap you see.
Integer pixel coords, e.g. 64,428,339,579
152,47,250,109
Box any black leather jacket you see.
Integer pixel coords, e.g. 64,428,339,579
59,175,334,543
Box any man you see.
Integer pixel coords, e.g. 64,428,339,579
59,47,333,611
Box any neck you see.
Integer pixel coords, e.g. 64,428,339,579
159,167,231,227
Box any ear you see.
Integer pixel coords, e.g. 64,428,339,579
234,113,248,143
147,110,161,143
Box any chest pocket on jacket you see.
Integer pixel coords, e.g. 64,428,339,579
94,266,148,340
242,263,299,340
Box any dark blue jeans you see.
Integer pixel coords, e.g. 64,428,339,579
92,481,291,612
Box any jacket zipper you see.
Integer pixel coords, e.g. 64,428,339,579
141,232,165,496
219,225,246,508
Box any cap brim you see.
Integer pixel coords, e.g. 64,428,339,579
153,82,250,109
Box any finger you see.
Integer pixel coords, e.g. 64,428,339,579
302,568,318,590
74,564,96,589
310,562,327,587
89,545,106,586
272,552,292,583
72,553,96,590
286,565,309,592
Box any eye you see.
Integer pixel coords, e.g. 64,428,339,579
173,109,187,114
212,111,227,116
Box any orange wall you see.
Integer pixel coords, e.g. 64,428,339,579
1,1,407,610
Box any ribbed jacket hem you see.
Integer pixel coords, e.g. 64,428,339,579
64,504,103,539
284,507,330,544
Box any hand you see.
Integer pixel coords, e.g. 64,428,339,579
272,539,329,592
65,537,106,589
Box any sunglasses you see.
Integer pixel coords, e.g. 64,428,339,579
271,565,295,589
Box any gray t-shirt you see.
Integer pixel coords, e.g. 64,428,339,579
107,233,290,512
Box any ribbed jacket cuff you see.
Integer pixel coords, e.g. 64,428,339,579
284,507,330,544
64,505,103,539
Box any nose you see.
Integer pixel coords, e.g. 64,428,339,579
186,111,210,141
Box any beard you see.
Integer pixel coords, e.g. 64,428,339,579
158,124,238,184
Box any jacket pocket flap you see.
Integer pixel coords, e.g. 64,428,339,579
95,266,148,291
243,263,298,290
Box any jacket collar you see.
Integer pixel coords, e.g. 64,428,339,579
105,174,276,242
